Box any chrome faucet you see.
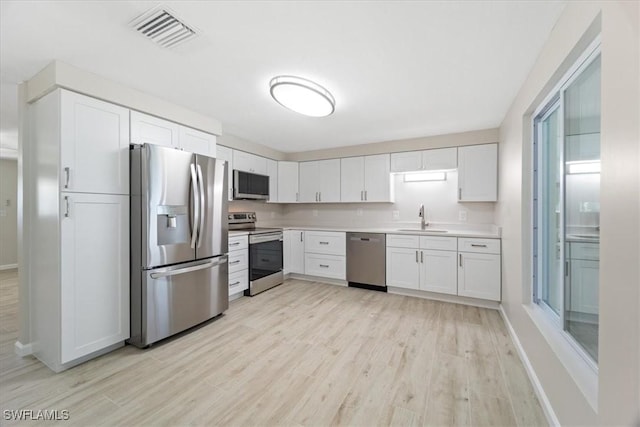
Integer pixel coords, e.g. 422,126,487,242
419,204,428,229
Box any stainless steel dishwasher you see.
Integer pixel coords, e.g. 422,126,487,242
346,232,386,292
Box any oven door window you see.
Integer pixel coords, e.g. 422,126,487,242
250,240,283,281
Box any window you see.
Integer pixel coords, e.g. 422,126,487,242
533,43,601,364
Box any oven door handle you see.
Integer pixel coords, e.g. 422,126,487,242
249,234,283,244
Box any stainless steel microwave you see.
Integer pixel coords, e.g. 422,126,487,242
233,170,269,200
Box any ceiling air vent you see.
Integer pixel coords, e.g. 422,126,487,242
131,6,197,49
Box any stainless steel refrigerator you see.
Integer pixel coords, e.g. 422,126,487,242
129,144,229,348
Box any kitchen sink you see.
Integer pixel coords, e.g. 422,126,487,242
396,228,448,233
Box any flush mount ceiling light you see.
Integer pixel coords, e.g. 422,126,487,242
269,76,335,117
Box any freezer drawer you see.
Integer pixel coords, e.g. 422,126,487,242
129,256,229,348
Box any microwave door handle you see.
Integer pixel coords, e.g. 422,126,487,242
196,164,206,248
190,163,199,249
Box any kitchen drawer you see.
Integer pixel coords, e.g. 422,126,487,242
304,231,346,256
304,253,346,280
228,249,248,273
228,269,248,295
228,235,248,251
386,234,420,249
458,238,501,254
420,236,457,251
569,242,599,261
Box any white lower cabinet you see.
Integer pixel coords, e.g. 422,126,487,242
457,252,501,301
228,235,249,297
60,193,129,364
302,231,346,280
284,230,305,274
386,247,420,289
304,253,346,280
421,250,458,295
386,234,501,302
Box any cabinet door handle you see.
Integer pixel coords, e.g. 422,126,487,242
319,192,322,202
565,261,569,277
470,244,487,248
296,192,299,202
415,251,419,263
230,281,241,286
361,190,363,201
364,190,367,201
230,260,241,265
459,254,463,267
64,196,70,218
420,251,424,263
64,167,70,189
458,188,462,200
300,232,303,242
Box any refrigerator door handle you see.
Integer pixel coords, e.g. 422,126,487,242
196,163,206,249
190,163,200,248
149,257,228,279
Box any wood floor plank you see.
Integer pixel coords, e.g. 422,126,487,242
0,271,547,426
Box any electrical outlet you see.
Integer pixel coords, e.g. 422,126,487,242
458,210,467,222
356,208,363,217
312,209,318,217
392,210,400,219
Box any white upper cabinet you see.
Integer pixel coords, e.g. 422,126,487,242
278,161,299,203
364,154,392,202
458,143,498,202
299,159,341,202
179,126,216,157
340,156,365,202
130,111,179,148
390,147,457,173
131,110,216,157
340,154,391,202
233,150,268,175
267,159,278,202
423,148,457,170
60,90,129,195
216,145,233,201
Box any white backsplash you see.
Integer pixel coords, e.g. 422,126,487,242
234,171,496,229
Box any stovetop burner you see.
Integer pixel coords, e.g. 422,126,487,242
228,212,282,234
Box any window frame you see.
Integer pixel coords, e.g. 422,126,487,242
530,36,601,371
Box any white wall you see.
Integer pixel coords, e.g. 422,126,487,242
281,172,495,228
497,1,639,425
0,159,18,268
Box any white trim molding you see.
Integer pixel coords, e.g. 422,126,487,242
499,305,561,427
14,341,33,357
0,264,18,271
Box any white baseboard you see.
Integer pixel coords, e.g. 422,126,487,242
14,341,33,357
389,287,500,310
499,306,560,427
0,263,18,271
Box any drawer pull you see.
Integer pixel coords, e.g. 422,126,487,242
319,241,329,245
230,260,241,265
319,264,329,268
471,244,487,248
230,281,241,286
230,242,241,246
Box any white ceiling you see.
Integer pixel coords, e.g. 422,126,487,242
0,1,565,154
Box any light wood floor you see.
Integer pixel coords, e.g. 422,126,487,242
1,269,547,426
